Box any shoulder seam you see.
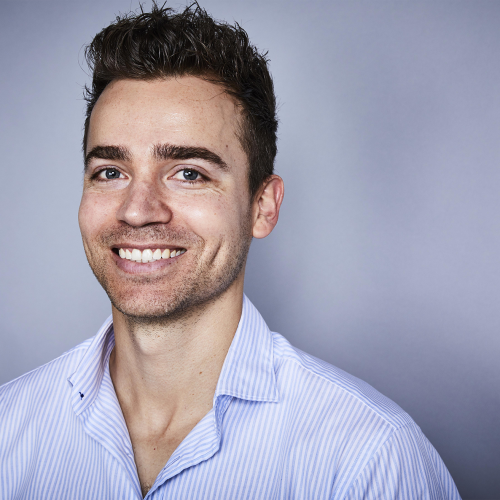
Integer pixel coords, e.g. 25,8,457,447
343,422,421,499
279,354,401,431
0,343,89,392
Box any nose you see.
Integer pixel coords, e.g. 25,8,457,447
116,178,172,227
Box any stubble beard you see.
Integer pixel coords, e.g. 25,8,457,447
83,217,253,326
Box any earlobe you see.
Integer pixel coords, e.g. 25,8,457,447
252,175,284,239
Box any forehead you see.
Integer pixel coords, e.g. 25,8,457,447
87,76,245,165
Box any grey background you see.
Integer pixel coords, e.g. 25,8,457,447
1,1,499,498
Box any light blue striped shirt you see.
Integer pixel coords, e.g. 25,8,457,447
0,296,460,499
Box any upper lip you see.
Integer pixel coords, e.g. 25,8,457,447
111,244,186,251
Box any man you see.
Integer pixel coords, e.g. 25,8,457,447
0,4,460,499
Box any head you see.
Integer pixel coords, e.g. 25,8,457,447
78,3,284,322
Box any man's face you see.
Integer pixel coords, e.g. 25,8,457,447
79,77,254,319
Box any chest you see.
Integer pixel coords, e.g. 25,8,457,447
8,393,353,500
130,419,202,497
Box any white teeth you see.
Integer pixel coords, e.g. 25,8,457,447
131,249,141,261
118,248,185,262
142,249,153,263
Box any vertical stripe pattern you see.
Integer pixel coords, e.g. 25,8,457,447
0,296,461,499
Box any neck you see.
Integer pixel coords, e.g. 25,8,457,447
109,279,244,425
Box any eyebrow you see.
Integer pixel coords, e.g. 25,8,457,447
84,145,131,172
84,143,230,172
153,144,229,171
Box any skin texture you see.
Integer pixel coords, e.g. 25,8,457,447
79,77,283,497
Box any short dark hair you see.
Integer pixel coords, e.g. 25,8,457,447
83,2,278,198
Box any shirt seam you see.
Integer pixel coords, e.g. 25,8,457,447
280,355,402,431
341,422,421,500
0,343,89,394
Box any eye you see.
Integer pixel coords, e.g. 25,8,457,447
89,167,128,189
181,169,199,181
172,168,204,182
100,168,122,180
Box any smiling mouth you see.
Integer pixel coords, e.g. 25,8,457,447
114,247,186,263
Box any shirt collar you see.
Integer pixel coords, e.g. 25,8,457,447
67,316,115,416
214,294,279,403
67,294,278,415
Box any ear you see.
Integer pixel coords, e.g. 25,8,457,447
252,175,284,239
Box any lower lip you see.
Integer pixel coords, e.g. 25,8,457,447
111,250,183,274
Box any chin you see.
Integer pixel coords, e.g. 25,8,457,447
109,286,228,323
104,265,243,322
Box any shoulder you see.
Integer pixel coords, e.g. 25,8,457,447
271,331,413,431
0,338,92,414
270,333,461,497
344,422,461,499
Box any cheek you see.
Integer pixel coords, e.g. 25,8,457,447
177,193,245,241
78,192,114,240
